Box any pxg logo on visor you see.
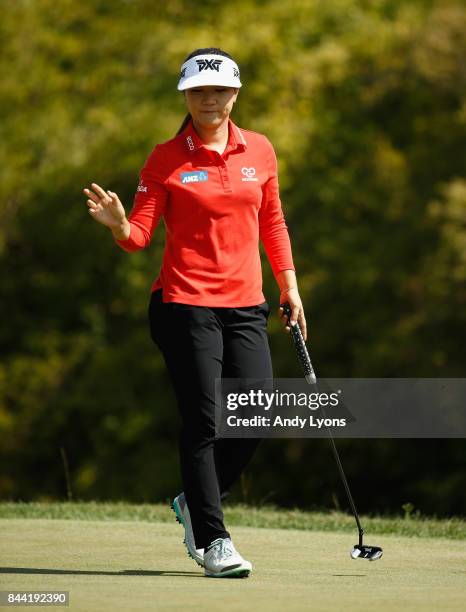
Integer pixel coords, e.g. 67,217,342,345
177,54,242,91
196,58,223,72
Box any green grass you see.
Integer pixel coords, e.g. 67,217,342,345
1,501,465,540
1,517,466,611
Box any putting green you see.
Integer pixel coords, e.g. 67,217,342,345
1,519,465,611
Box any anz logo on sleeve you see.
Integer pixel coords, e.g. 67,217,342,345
180,171,209,184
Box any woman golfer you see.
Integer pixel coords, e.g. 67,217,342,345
83,47,307,578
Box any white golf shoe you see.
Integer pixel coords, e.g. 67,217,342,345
171,493,204,567
204,537,252,578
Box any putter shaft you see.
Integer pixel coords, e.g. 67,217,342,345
281,302,364,546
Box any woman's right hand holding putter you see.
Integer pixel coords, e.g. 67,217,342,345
83,182,130,240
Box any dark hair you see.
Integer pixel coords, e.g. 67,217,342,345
176,47,235,136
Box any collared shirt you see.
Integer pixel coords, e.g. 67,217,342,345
114,117,295,306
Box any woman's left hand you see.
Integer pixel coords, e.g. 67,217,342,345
278,287,307,342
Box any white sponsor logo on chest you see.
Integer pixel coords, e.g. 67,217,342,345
241,167,258,182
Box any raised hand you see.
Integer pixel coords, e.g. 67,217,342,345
83,183,127,230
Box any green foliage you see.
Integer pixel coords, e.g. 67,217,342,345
1,0,465,513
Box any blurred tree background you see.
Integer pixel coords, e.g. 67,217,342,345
1,0,465,516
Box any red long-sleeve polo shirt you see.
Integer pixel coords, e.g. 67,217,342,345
114,117,295,306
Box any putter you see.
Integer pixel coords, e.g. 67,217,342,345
281,302,383,562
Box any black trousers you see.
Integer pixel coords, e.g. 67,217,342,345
148,288,272,549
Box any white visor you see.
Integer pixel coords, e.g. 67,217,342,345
177,54,242,91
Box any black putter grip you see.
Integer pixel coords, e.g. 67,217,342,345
281,302,317,385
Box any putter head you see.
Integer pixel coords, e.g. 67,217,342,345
350,544,383,561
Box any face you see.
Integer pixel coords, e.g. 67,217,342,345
184,86,239,128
